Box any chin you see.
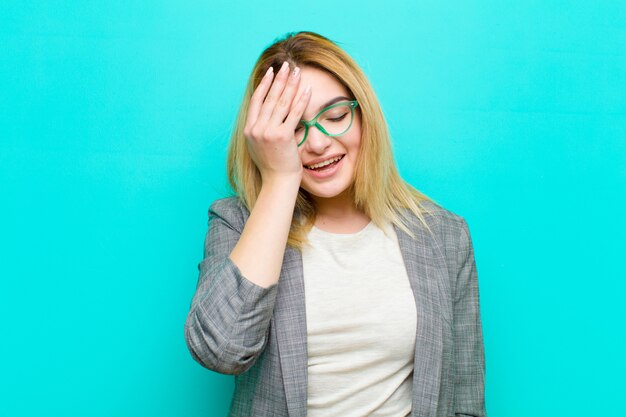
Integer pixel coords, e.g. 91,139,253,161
300,183,352,200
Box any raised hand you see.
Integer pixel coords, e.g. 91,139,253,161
243,61,312,184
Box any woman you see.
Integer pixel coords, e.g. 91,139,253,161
184,31,486,417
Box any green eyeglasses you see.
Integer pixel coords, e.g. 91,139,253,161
295,100,359,146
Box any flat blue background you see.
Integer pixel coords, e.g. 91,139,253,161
1,1,625,416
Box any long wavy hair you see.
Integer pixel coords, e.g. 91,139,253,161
227,31,431,248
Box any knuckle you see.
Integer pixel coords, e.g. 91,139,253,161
251,126,264,139
261,128,275,141
275,127,290,140
278,96,289,108
264,127,288,142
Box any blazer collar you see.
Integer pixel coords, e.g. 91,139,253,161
273,219,449,417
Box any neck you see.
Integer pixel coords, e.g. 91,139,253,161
311,191,370,233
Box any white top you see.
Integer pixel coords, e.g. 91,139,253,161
302,220,417,417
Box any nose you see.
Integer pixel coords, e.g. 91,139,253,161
304,125,332,154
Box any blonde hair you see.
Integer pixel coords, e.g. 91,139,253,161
227,31,432,248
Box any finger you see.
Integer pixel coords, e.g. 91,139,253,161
258,61,290,122
284,85,312,130
269,66,302,126
246,66,275,128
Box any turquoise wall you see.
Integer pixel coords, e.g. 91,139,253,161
1,1,625,416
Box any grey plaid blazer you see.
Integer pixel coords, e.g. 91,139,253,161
185,197,486,417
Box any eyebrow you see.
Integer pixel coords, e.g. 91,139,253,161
316,96,352,113
300,95,354,122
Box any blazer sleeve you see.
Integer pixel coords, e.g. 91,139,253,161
184,199,278,375
453,219,487,417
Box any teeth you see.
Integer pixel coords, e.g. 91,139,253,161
306,156,343,170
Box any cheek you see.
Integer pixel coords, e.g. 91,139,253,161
348,125,362,154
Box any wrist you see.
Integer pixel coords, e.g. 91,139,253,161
261,172,302,192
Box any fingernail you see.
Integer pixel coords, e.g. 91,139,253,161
264,66,274,77
290,67,300,79
280,61,289,73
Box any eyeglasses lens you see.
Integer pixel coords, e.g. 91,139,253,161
295,104,353,143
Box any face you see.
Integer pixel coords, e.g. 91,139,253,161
295,66,362,201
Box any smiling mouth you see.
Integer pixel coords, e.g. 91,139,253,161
304,155,345,171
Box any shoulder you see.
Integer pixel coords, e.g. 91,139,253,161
409,199,474,261
208,196,251,232
418,199,469,236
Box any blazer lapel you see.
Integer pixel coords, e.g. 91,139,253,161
272,219,450,417
394,222,448,417
273,244,308,417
